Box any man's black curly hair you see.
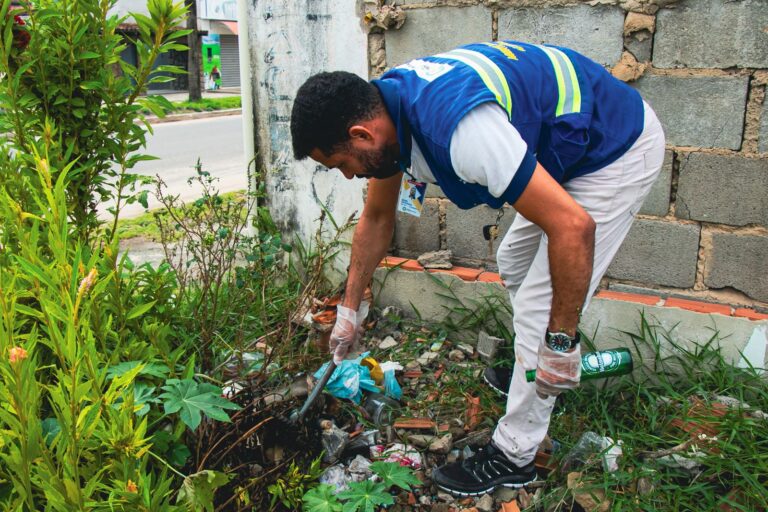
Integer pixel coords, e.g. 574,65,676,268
291,71,383,160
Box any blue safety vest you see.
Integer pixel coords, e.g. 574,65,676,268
372,41,645,209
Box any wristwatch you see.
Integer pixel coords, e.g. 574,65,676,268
545,330,580,352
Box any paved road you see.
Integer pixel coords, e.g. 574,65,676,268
103,114,248,219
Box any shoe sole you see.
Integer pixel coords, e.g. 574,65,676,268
435,475,537,497
483,372,508,398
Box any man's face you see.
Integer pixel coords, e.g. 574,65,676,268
310,140,400,180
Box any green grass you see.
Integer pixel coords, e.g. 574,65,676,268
116,190,247,241
143,96,241,116
541,320,768,511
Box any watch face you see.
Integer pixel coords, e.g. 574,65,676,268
546,333,573,352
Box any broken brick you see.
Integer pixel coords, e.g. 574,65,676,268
393,418,437,430
534,450,556,474
465,395,482,430
499,501,521,512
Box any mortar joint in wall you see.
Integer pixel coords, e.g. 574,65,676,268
667,148,679,217
693,227,711,292
741,73,764,154
438,199,447,250
698,222,768,237
645,67,752,79
491,9,498,41
367,31,387,77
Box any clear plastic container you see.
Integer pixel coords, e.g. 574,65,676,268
363,393,401,428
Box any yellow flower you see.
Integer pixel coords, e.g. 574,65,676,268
126,479,138,493
9,346,27,364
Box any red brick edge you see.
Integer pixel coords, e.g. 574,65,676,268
378,257,768,321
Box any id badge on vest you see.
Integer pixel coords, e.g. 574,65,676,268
397,174,427,217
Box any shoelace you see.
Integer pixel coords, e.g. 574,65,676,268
464,445,514,482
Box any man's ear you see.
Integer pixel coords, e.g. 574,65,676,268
348,124,374,142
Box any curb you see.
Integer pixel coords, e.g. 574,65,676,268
147,108,242,124
379,256,768,321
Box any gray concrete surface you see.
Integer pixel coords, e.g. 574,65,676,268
676,153,768,227
654,0,768,69
638,150,673,217
607,218,700,288
632,74,749,150
625,31,652,63
103,113,247,219
706,232,768,303
498,4,625,67
394,199,441,257
385,6,492,66
445,204,516,264
372,266,768,373
579,294,767,373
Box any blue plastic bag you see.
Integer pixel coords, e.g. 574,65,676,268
382,369,402,400
314,352,377,404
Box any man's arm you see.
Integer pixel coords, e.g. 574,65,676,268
341,171,402,310
512,163,596,336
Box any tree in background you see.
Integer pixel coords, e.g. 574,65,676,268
0,0,190,242
187,0,202,101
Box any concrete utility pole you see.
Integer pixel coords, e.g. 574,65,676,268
187,0,202,101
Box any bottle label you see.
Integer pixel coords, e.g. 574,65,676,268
582,350,621,375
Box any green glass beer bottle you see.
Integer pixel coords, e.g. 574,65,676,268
525,348,633,382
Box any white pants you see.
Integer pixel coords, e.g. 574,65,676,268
491,102,666,465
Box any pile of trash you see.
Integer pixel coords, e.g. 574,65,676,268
203,295,766,511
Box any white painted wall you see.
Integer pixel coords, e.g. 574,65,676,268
248,0,368,277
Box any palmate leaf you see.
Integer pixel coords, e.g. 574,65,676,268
159,379,241,430
337,481,393,512
176,470,231,512
369,461,422,491
107,360,170,380
302,484,342,512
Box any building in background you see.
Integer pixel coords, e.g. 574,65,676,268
197,0,241,89
112,0,241,92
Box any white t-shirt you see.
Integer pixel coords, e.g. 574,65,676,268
408,102,530,198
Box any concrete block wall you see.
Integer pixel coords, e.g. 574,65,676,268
371,0,768,312
373,258,768,372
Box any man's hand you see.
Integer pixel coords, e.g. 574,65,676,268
329,303,369,365
535,342,581,398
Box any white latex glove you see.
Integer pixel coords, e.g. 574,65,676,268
535,342,581,398
329,302,369,365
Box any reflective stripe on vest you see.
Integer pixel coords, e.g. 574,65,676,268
535,45,582,116
434,48,513,121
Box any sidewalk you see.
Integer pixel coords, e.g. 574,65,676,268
145,87,242,124
147,87,241,103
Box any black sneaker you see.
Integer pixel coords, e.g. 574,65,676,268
431,442,536,497
483,366,512,397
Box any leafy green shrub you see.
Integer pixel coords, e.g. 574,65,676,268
0,160,173,509
0,0,189,242
301,462,421,512
0,143,244,511
0,1,245,509
268,457,324,511
152,164,304,372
